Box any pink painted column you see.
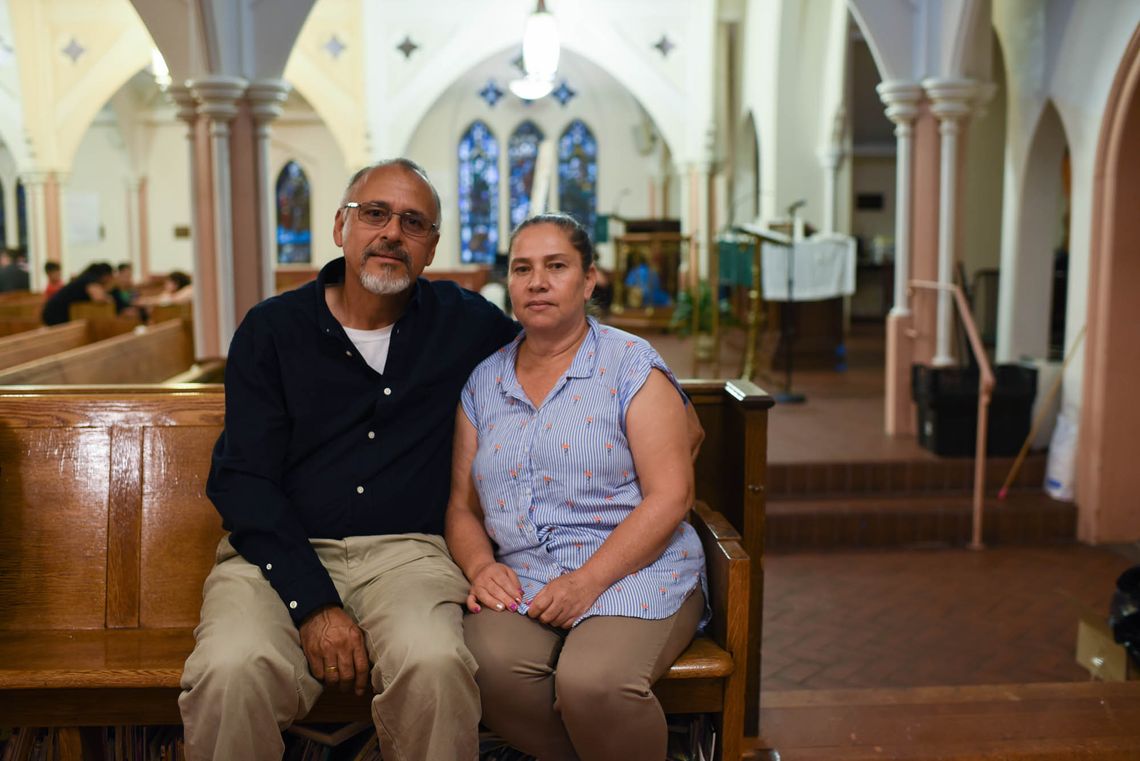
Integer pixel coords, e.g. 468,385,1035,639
877,81,923,435
247,79,291,302
137,178,150,278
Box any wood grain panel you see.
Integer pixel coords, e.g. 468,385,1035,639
0,319,44,337
0,321,88,370
107,427,143,628
139,425,224,628
0,427,110,630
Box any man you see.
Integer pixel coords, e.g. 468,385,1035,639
42,261,64,299
179,159,519,761
0,249,29,292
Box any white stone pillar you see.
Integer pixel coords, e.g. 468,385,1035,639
168,83,208,356
923,79,977,366
191,75,248,352
19,173,48,289
877,81,923,316
125,177,143,274
816,145,842,235
247,79,291,302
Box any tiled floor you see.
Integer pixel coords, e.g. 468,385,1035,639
641,323,1139,698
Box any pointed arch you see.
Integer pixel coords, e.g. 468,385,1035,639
275,161,312,265
557,120,597,236
998,100,1068,362
458,121,500,264
508,121,545,229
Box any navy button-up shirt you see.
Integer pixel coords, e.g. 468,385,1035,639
206,257,518,625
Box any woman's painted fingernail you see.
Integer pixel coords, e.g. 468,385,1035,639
496,603,505,611
473,604,481,612
509,603,518,612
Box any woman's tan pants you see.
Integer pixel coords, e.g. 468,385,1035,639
463,589,704,761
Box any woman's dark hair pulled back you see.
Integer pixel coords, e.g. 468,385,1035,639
507,213,595,272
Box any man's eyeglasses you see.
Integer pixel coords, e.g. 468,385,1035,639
343,202,438,238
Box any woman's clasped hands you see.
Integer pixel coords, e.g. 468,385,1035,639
467,561,605,629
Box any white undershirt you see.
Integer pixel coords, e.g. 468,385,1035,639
342,323,395,375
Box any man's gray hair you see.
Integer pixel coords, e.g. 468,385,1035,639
342,158,442,231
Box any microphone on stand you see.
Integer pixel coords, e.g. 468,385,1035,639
786,198,807,214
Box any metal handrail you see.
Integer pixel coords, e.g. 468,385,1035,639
910,279,995,549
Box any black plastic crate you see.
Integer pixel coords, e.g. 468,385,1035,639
912,364,1037,457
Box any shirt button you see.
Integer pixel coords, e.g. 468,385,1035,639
289,601,298,610
383,387,392,396
345,350,353,357
265,563,272,571
368,431,376,439
356,485,365,494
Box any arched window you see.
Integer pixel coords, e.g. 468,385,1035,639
458,121,500,264
508,121,545,228
275,161,311,264
558,119,598,236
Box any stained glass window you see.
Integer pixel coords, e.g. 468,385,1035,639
558,119,597,236
508,121,544,229
458,120,500,264
275,161,311,264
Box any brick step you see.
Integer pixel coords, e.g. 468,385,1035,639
768,453,1048,499
766,490,1075,550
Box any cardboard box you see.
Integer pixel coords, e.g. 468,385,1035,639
1077,611,1138,681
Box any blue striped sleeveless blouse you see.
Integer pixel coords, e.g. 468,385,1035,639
461,318,708,627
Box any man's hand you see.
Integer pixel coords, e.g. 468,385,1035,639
467,561,523,614
526,571,605,629
299,605,370,696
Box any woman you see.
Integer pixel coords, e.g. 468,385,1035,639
445,213,706,761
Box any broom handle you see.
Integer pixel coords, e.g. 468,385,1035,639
998,325,1087,498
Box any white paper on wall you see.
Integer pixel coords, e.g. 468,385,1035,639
66,191,102,245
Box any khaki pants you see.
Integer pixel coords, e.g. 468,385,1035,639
463,588,704,761
179,534,479,761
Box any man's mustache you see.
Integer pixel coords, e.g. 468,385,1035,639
363,244,410,266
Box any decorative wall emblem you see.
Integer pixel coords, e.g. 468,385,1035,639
323,35,347,59
479,79,505,108
552,80,577,107
652,35,675,58
62,37,86,63
396,36,419,59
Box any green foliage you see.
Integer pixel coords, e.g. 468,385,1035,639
669,281,736,336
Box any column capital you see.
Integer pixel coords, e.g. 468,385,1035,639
167,83,200,125
247,79,292,125
922,78,978,122
190,75,249,123
18,171,53,186
876,80,923,125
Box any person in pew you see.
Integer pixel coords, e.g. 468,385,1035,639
0,249,30,292
42,261,64,299
445,213,707,761
41,261,114,325
179,158,521,761
109,262,136,314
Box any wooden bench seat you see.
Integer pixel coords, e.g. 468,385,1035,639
0,384,770,760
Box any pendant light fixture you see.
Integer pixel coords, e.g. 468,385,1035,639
509,0,560,100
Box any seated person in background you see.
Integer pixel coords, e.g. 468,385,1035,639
0,250,30,292
445,213,707,761
109,262,136,313
42,261,114,325
43,261,64,299
137,270,193,307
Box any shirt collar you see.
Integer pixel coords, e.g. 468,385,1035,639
495,317,601,402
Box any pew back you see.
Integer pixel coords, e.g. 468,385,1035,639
0,319,192,385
